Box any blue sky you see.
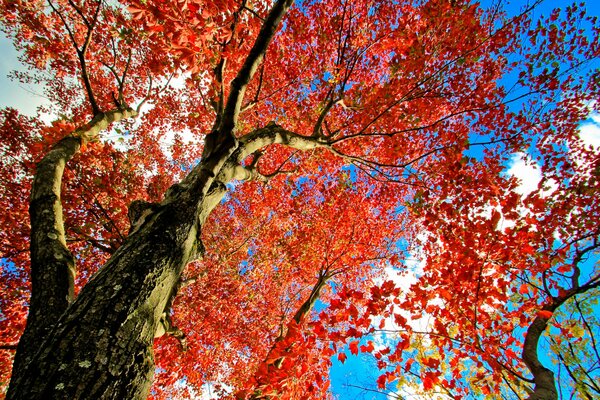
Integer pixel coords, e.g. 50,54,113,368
0,35,48,116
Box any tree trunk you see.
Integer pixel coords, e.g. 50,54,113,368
10,183,234,399
7,185,204,399
6,109,231,399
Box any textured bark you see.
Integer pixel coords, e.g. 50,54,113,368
7,164,208,399
7,110,228,398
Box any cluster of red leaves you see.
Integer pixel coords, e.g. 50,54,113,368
359,4,600,396
126,0,269,74
150,155,405,397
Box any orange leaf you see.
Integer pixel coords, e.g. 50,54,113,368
537,310,553,319
519,284,529,294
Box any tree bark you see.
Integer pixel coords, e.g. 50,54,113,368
9,109,137,390
522,314,558,400
8,208,196,398
6,146,217,399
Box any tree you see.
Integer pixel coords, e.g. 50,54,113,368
0,0,598,399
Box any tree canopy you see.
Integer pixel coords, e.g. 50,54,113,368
0,0,599,399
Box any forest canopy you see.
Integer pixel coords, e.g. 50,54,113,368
0,0,599,399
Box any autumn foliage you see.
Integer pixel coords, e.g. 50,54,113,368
0,0,599,399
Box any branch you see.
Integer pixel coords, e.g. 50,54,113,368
67,229,116,254
201,0,300,161
553,344,596,396
210,57,227,131
67,0,91,28
242,272,330,399
575,297,600,364
47,0,78,54
292,270,330,324
217,0,294,136
79,0,102,56
562,338,600,395
240,62,265,113
216,121,459,191
519,276,600,400
155,312,188,352
243,5,265,21
240,53,315,113
231,149,299,182
117,49,133,106
501,372,525,400
344,383,405,399
91,197,126,243
77,0,103,115
136,71,175,114
327,0,545,143
49,0,103,115
312,91,339,137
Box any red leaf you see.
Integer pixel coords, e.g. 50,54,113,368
557,264,571,273
376,374,387,389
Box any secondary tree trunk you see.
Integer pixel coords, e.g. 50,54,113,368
523,314,558,400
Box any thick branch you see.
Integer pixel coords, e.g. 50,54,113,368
210,124,328,193
217,0,294,136
210,57,227,131
202,0,295,162
48,0,103,115
291,271,329,324
521,278,600,400
237,124,328,160
78,0,102,114
9,108,137,389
